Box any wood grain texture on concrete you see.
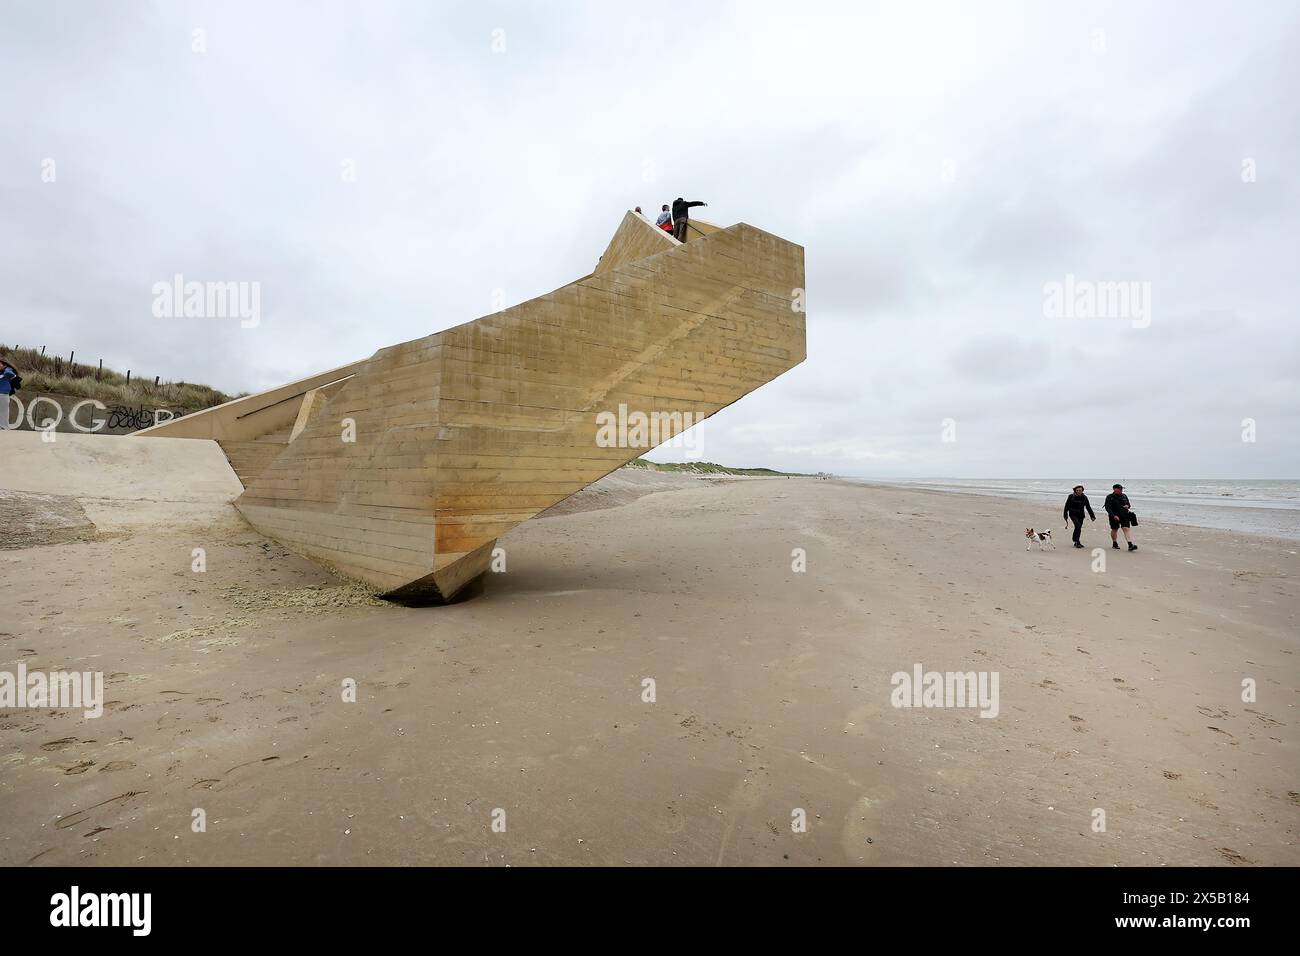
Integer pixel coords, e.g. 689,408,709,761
593,209,678,274
187,215,805,602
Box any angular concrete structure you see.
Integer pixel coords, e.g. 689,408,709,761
138,213,805,602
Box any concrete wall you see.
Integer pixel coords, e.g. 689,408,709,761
3,392,187,434
0,430,242,503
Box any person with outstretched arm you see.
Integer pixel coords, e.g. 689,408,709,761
1104,483,1138,551
1062,484,1096,548
671,197,707,241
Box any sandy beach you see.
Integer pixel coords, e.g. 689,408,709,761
1,473,1297,866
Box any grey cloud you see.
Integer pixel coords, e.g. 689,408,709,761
1,0,1297,478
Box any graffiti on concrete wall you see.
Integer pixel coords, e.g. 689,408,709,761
104,404,167,431
3,393,182,434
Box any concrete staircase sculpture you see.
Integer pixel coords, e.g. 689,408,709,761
137,212,805,602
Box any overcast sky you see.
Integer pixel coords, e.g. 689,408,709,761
3,0,1297,478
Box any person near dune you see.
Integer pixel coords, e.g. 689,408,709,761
0,357,18,430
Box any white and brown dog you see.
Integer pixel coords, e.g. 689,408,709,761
1025,528,1055,550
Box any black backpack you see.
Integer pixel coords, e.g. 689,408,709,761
8,374,20,391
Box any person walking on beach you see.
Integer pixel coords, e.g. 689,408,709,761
1104,483,1138,551
0,358,18,430
671,197,707,241
1062,484,1096,548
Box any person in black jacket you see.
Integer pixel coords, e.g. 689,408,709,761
1104,483,1138,551
1062,485,1096,548
671,197,707,241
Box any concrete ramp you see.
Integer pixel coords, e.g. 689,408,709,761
0,431,242,531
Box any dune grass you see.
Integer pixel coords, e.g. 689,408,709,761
628,458,809,477
0,344,234,411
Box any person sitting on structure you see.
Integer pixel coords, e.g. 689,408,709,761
655,204,673,232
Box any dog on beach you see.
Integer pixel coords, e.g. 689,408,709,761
1025,527,1054,550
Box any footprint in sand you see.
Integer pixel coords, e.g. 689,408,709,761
1217,847,1252,865
1068,715,1087,732
1245,709,1283,728
1162,771,1182,780
63,760,95,775
98,760,136,773
40,737,86,752
189,755,283,792
55,791,148,830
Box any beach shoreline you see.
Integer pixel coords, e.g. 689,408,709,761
847,478,1300,542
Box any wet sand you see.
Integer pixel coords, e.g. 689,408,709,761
2,476,1297,865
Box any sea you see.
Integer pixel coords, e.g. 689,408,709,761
846,478,1300,541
